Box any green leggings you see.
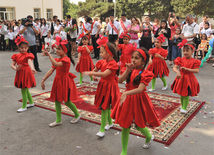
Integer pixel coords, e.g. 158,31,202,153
180,96,189,110
21,88,33,108
55,100,80,123
79,73,93,84
121,126,152,155
151,77,167,89
99,109,113,132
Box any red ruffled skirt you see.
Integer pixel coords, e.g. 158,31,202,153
50,73,77,103
76,56,94,73
147,60,169,78
171,73,200,97
14,66,36,88
120,54,131,75
94,79,121,110
111,91,161,128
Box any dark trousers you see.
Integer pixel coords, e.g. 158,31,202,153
168,40,172,61
9,39,15,51
109,35,118,43
37,34,42,53
0,35,6,51
29,45,39,70
119,38,123,44
40,35,47,49
140,36,152,50
91,35,100,58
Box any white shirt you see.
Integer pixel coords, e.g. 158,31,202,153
49,21,57,31
106,20,120,35
119,19,131,35
60,30,67,40
91,21,100,35
200,28,214,38
40,24,49,36
54,25,61,37
14,26,19,36
83,22,91,34
199,21,212,30
70,25,78,39
67,20,72,27
8,32,15,40
182,22,199,41
78,25,83,37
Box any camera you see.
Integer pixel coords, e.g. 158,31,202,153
21,18,33,27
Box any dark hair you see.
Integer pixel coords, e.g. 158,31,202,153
86,17,92,23
132,17,140,25
201,33,207,40
53,15,58,20
40,18,46,27
72,18,79,35
56,19,60,23
176,27,181,34
18,41,29,48
121,13,126,17
27,15,33,19
35,18,39,22
205,22,210,26
203,15,209,18
126,48,150,85
78,35,90,46
63,42,75,66
183,44,194,51
160,20,167,29
67,15,71,19
104,42,120,76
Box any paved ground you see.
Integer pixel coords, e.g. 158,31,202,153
0,51,214,155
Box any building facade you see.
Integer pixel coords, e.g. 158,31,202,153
0,0,63,20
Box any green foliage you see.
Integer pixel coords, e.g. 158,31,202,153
66,3,79,19
63,0,71,19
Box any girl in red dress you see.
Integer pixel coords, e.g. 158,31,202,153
83,37,120,138
11,36,36,113
171,39,200,114
111,49,160,155
147,34,169,92
41,36,80,127
116,34,137,75
76,35,94,86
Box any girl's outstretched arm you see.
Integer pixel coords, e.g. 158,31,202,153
43,49,63,67
118,63,134,83
120,83,146,105
82,69,112,77
41,68,55,90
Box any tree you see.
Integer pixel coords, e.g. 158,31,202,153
63,0,71,18
66,3,79,19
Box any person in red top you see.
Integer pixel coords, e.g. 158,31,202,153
11,36,36,113
171,39,200,114
147,34,169,92
116,34,137,75
76,35,94,85
83,37,120,138
41,36,80,127
111,49,160,155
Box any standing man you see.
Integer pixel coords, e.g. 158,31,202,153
66,15,72,43
82,17,92,37
19,15,41,72
91,17,101,60
106,14,120,43
48,15,58,38
119,13,131,44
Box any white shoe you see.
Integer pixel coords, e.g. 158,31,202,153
90,81,94,85
70,115,81,124
17,108,27,113
148,88,155,92
122,81,127,84
143,135,154,149
161,85,168,91
96,131,105,137
105,124,113,130
26,103,35,108
180,108,187,114
76,83,83,87
49,121,62,127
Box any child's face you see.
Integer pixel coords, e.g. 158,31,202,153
202,35,206,40
82,39,89,45
100,46,109,59
9,29,13,32
131,51,144,69
56,45,65,56
123,37,129,44
161,22,166,28
19,44,29,54
183,46,193,59
204,24,209,29
154,39,162,48
175,29,181,34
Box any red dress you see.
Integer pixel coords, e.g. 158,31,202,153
11,53,36,89
171,57,200,97
75,45,94,72
118,43,137,74
94,59,120,110
50,56,77,103
111,69,161,128
147,47,169,78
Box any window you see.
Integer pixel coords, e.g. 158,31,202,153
0,7,14,20
47,9,52,20
34,8,40,19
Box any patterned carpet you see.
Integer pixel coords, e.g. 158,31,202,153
21,82,205,145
